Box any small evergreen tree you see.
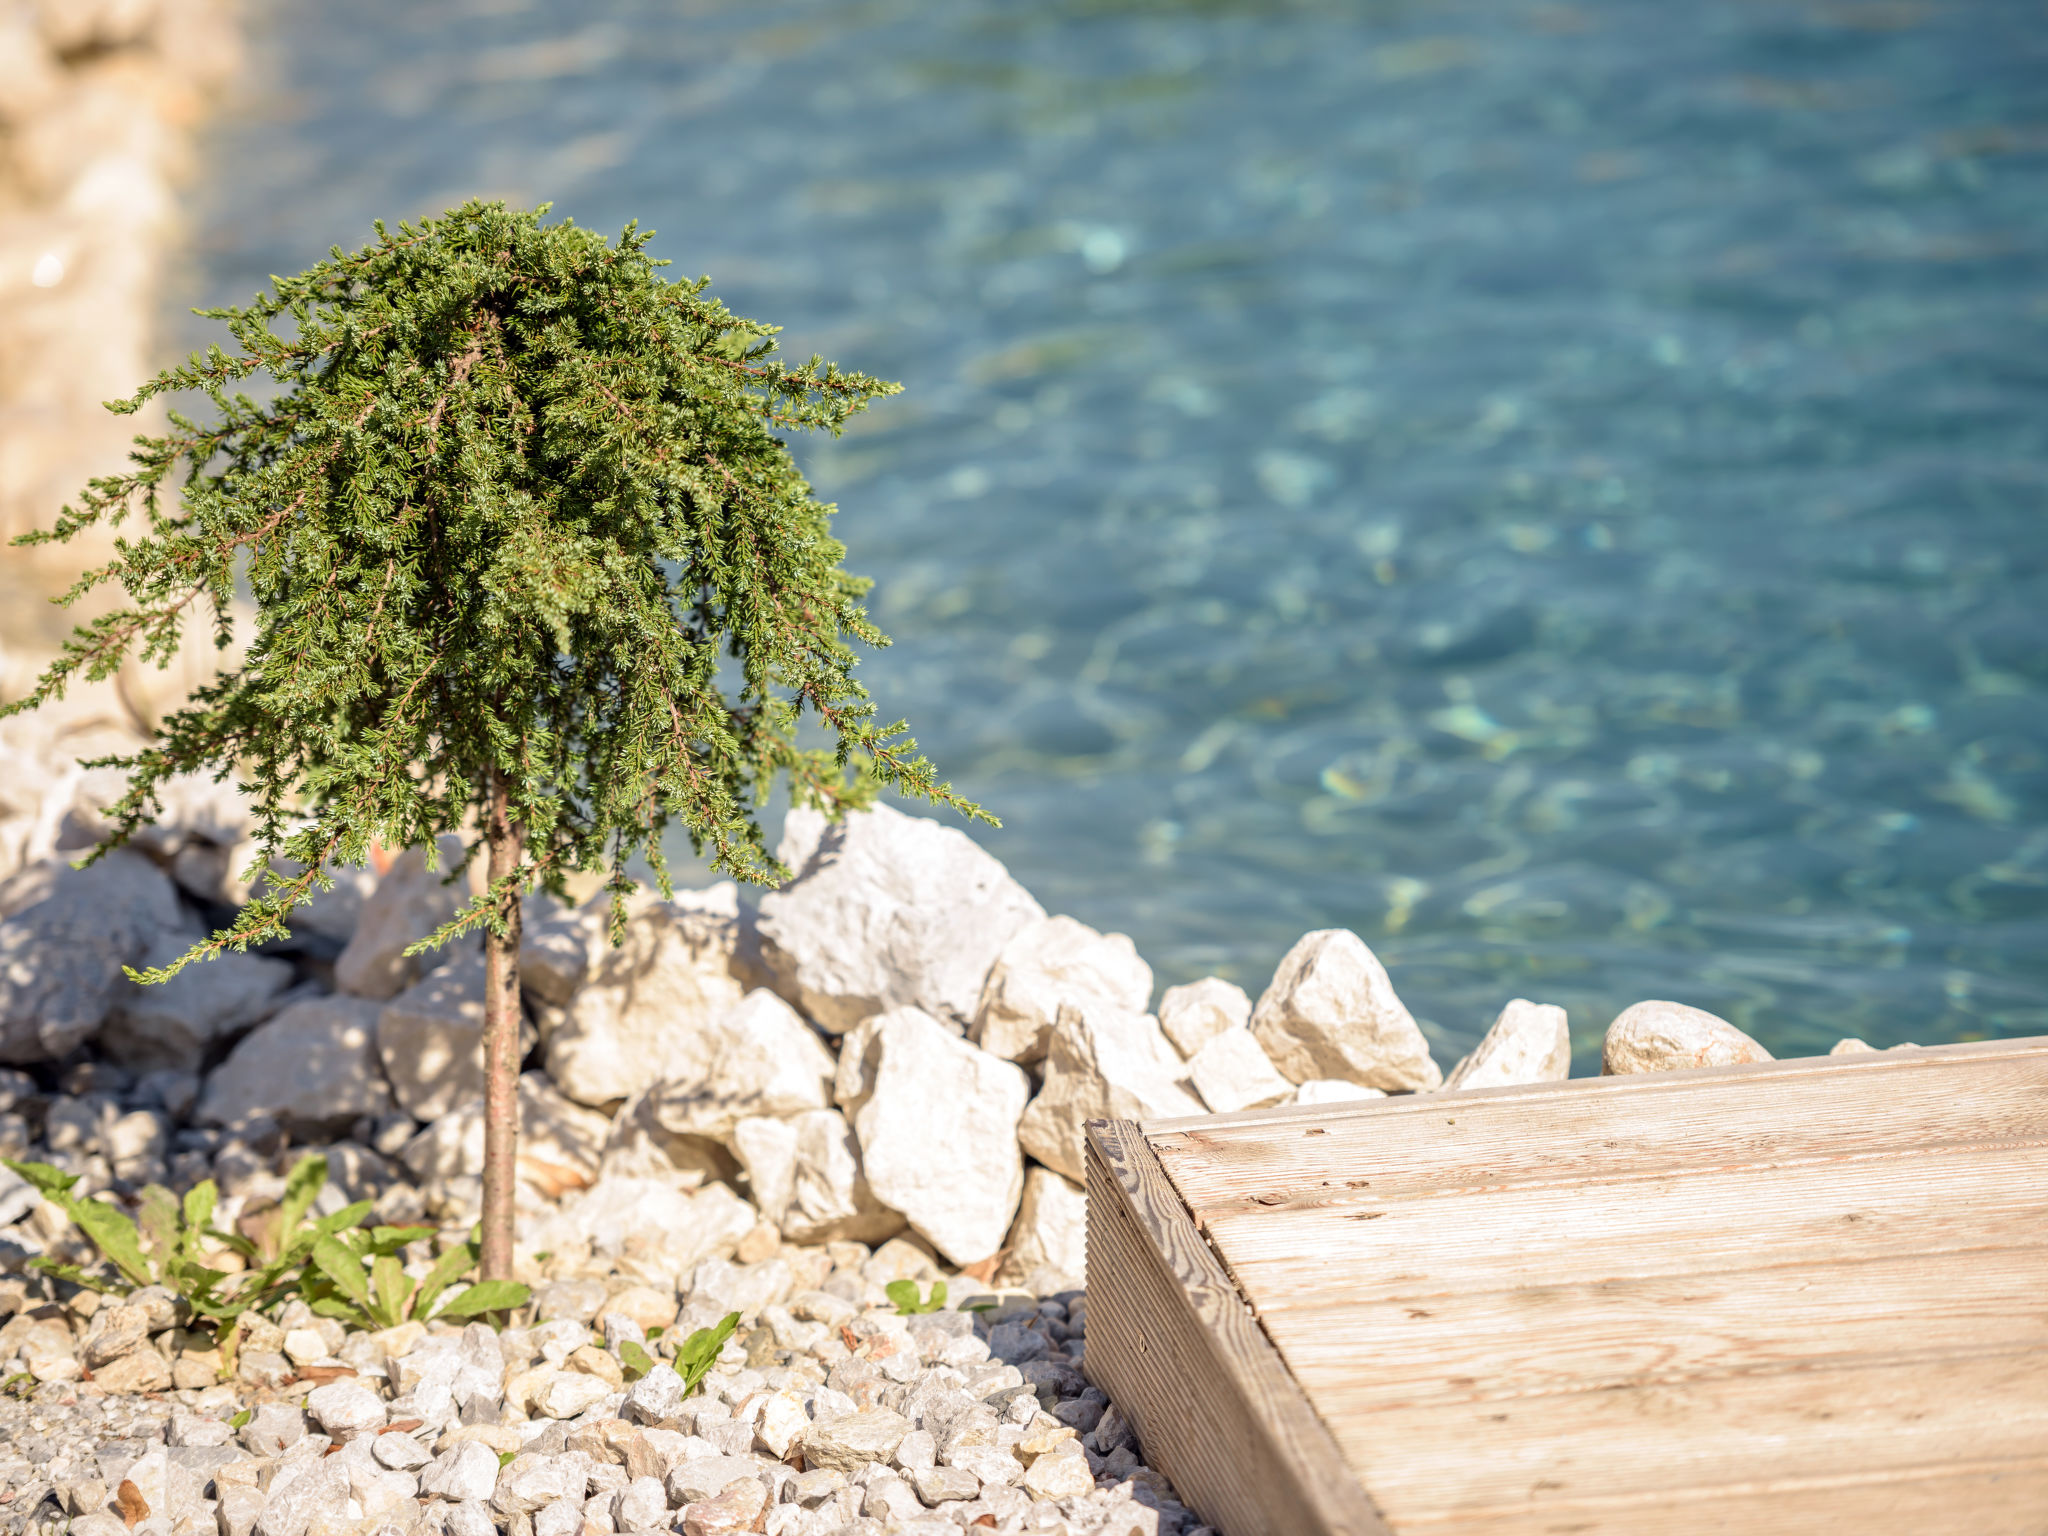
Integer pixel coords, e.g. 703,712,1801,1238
7,202,986,1277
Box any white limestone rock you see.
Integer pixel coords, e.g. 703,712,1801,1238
335,836,471,1000
852,1006,1029,1266
544,887,751,1108
644,989,836,1145
971,915,1152,1065
1444,998,1572,1092
1187,1027,1294,1114
997,1166,1087,1289
519,898,609,1009
98,932,294,1073
0,849,184,1063
1156,976,1252,1058
1249,929,1441,1092
1602,1001,1772,1075
1293,1079,1387,1105
197,994,393,1133
398,1072,611,1200
523,1176,757,1292
731,1107,904,1247
756,803,1045,1035
596,1090,739,1186
1016,999,1204,1183
126,771,262,906
376,948,498,1122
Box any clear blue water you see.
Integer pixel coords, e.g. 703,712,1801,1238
170,0,2048,1070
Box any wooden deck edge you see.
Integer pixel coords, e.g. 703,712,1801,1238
1139,1033,2048,1137
1084,1116,1386,1536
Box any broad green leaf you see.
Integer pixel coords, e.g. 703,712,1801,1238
278,1154,328,1238
411,1240,477,1320
2,1159,78,1200
677,1311,740,1394
885,1279,918,1313
72,1195,154,1288
370,1254,414,1328
26,1258,123,1294
369,1225,434,1257
230,1409,251,1429
311,1235,373,1308
433,1280,530,1320
182,1182,219,1262
617,1340,654,1381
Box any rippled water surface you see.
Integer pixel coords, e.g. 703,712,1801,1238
172,0,2048,1068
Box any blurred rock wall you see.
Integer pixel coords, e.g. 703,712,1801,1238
0,0,241,672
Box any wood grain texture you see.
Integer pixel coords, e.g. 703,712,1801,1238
1099,1036,2048,1535
1254,1245,2048,1406
1331,1349,2048,1520
1149,1039,2048,1220
1082,1116,1385,1536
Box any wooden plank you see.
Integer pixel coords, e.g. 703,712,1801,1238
1148,1040,2048,1219
1315,1349,2048,1522
1253,1245,2048,1408
1081,1117,1385,1536
1390,1457,2048,1535
1201,1140,2048,1303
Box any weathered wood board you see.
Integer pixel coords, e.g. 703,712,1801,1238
1083,1036,2048,1536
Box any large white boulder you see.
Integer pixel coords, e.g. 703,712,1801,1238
731,1108,905,1246
1016,1000,1203,1182
1249,929,1441,1092
334,836,470,1000
644,989,836,1145
519,897,609,1009
1187,1027,1295,1114
971,915,1152,1065
398,1072,612,1200
544,887,751,1108
376,948,495,1122
997,1166,1087,1289
1445,998,1572,1091
756,803,1045,1034
98,934,294,1074
197,995,393,1133
1157,976,1252,1058
0,849,185,1062
852,1006,1030,1266
1602,1001,1771,1075
126,771,262,906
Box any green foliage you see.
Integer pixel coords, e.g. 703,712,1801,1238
676,1310,741,1397
886,1279,950,1315
230,1408,251,1429
4,1158,252,1321
6,199,987,983
616,1339,656,1382
300,1222,529,1330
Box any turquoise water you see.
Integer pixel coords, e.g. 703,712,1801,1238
172,0,2048,1069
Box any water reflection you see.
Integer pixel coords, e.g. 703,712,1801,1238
172,0,2048,1069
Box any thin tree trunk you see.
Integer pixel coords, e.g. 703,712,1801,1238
479,769,525,1282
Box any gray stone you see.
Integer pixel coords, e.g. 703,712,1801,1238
544,886,752,1109
797,1410,912,1473
0,850,183,1063
253,1455,347,1536
851,1007,1029,1266
335,837,470,1000
611,1477,667,1532
197,995,392,1133
240,1403,309,1458
215,1483,267,1536
1249,929,1441,1092
305,1378,386,1439
997,1167,1087,1289
757,803,1045,1035
662,1455,762,1506
99,935,294,1074
643,989,836,1145
1445,998,1572,1091
1186,1026,1294,1114
730,1107,904,1247
1156,976,1252,1058
371,1432,432,1472
419,1441,502,1503
622,1361,685,1425
533,1277,610,1325
1602,1000,1772,1075
398,1072,608,1198
491,1453,589,1517
519,898,607,1009
375,949,490,1122
1016,999,1202,1183
444,1501,496,1536
971,915,1152,1065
